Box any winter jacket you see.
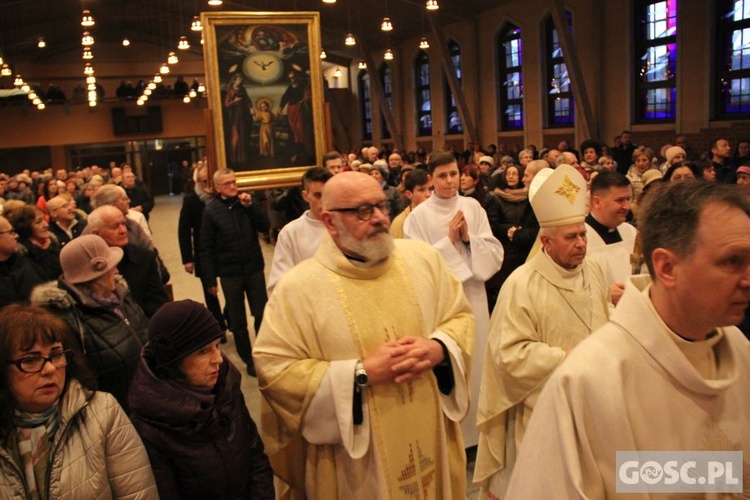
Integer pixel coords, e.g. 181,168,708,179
16,237,62,282
0,379,158,499
177,192,208,278
128,352,274,500
117,243,169,318
200,195,270,288
0,253,44,308
30,277,149,410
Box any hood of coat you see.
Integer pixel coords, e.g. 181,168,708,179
128,349,241,435
30,276,129,310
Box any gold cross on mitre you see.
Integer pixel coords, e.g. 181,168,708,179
554,175,580,204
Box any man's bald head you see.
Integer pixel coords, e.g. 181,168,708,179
87,205,123,232
322,171,381,210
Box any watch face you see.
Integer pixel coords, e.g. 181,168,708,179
355,372,368,386
243,53,284,85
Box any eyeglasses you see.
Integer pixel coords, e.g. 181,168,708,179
219,180,237,187
0,227,16,236
330,201,389,221
7,349,73,374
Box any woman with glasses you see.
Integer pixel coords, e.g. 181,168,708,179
0,303,157,498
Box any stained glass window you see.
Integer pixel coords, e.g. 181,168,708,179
716,0,750,117
445,40,463,134
415,51,432,136
545,14,575,126
359,70,372,140
498,24,524,130
635,0,677,121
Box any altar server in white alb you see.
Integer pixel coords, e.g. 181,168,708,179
404,151,503,447
255,172,475,498
475,165,610,498
584,171,638,306
267,167,332,295
507,180,750,497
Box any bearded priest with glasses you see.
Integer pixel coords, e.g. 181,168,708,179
254,171,475,499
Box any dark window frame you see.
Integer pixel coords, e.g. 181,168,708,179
634,0,677,123
498,24,524,130
358,70,372,140
415,50,433,137
544,13,575,127
379,63,393,139
714,0,750,119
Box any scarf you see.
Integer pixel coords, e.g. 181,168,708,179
12,405,60,500
495,187,528,203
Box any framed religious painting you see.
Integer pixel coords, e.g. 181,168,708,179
202,12,326,190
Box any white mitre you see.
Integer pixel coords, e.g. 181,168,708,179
528,164,587,228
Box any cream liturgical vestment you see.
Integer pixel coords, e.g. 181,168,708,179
474,250,610,497
506,275,750,498
585,220,638,286
404,194,504,447
255,234,475,499
267,210,326,295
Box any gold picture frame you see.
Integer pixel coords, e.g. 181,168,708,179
201,11,326,190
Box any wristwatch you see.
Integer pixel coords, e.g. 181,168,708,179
354,361,369,389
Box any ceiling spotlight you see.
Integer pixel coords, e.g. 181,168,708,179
37,37,46,49
81,10,95,26
419,37,430,49
191,16,203,31
28,91,36,100
82,32,94,46
153,74,163,83
178,36,190,50
320,49,327,59
84,63,94,75
189,89,197,98
381,18,393,32
144,88,152,96
137,99,145,106
88,100,97,107
322,0,336,3
14,75,23,87
147,82,157,90
86,76,96,84
122,38,131,47
345,33,356,46
21,83,30,93
160,63,170,74
200,37,204,45
334,67,342,77
33,97,41,105
87,83,96,91
37,103,46,110
426,0,439,10
384,48,394,60
197,83,206,93
1,64,11,76
358,60,367,69
168,51,179,64
0,55,4,65
82,47,93,60
207,0,222,5
183,95,191,103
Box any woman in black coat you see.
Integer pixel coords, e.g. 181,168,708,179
128,300,274,500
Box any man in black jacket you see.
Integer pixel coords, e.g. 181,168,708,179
47,195,87,247
201,168,270,376
122,171,154,220
178,164,228,332
0,215,44,307
88,205,169,318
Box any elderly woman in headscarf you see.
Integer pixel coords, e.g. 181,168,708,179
128,300,274,499
0,303,157,498
30,234,148,410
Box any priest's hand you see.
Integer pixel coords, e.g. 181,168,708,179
389,337,445,383
362,340,407,385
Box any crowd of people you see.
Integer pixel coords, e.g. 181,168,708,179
0,130,749,498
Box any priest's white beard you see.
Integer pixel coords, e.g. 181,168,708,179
334,219,395,263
